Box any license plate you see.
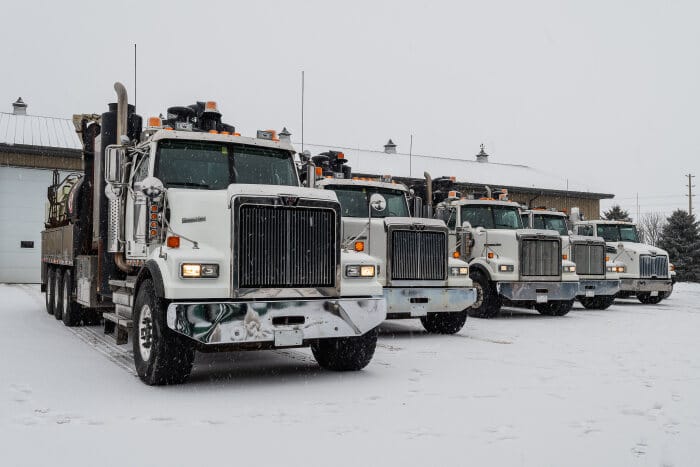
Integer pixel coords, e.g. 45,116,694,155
536,294,548,303
585,290,595,298
650,291,658,297
274,329,303,347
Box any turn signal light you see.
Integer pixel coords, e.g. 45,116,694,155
208,130,219,134
147,116,161,127
487,252,495,259
315,167,323,176
562,254,568,260
354,241,365,252
167,236,180,248
205,101,218,111
605,255,610,262
337,152,345,159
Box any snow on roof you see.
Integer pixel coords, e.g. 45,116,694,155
299,142,611,196
0,111,82,150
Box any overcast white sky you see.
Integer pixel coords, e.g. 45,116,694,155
1,0,697,218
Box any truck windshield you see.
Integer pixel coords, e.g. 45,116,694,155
328,185,409,218
155,139,297,189
461,205,523,229
597,224,639,242
533,214,569,236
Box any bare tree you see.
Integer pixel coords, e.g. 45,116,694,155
638,212,666,246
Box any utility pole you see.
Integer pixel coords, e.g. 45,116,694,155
301,71,305,152
687,173,696,215
409,134,413,178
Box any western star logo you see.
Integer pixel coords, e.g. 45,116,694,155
182,216,206,224
280,196,299,206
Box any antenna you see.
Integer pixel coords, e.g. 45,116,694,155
301,70,305,152
134,43,137,108
409,134,413,178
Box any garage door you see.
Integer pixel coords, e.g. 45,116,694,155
0,167,70,283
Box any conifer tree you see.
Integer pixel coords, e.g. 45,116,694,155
658,210,700,282
603,205,631,221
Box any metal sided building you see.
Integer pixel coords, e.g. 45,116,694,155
0,98,81,283
301,141,614,220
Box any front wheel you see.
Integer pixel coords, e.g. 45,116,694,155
637,292,663,305
420,311,467,334
579,295,615,310
132,279,195,385
536,300,573,316
468,272,501,319
312,327,378,371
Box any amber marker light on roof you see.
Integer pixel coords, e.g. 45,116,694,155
148,116,161,127
205,101,218,111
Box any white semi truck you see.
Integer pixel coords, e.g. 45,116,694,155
307,151,477,334
413,177,579,318
41,83,386,385
570,215,673,304
522,208,621,310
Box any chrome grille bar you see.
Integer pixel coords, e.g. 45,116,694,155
571,243,605,276
239,205,336,288
520,238,560,277
639,255,668,278
391,230,446,280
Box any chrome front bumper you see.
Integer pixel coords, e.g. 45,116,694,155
620,278,673,293
166,297,386,346
498,281,579,303
384,287,477,318
577,279,621,298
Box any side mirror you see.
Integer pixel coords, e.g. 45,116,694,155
140,176,165,200
105,145,126,184
369,193,386,214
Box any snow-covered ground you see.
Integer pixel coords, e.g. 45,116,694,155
2,284,699,467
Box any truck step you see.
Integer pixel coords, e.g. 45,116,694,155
103,312,133,345
108,276,137,290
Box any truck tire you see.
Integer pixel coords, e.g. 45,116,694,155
61,269,83,327
468,271,501,319
53,268,64,321
535,300,573,316
132,279,195,385
312,327,378,371
45,266,56,315
420,311,467,334
580,295,616,310
637,292,663,305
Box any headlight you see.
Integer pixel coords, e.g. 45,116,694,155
498,264,514,272
616,265,626,273
181,263,219,278
606,266,613,273
563,265,576,273
450,266,469,276
346,265,375,277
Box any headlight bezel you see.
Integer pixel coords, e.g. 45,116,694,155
563,265,576,273
180,263,220,279
345,264,376,278
498,264,514,273
450,266,470,276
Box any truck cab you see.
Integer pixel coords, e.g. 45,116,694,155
41,84,386,385
310,151,476,334
424,182,579,318
572,219,673,304
522,209,621,309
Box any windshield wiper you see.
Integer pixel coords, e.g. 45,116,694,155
166,181,212,189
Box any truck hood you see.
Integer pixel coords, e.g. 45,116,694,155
610,241,669,257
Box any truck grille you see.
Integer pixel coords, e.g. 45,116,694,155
520,238,560,278
238,205,336,288
571,243,605,276
639,255,668,278
391,230,446,280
